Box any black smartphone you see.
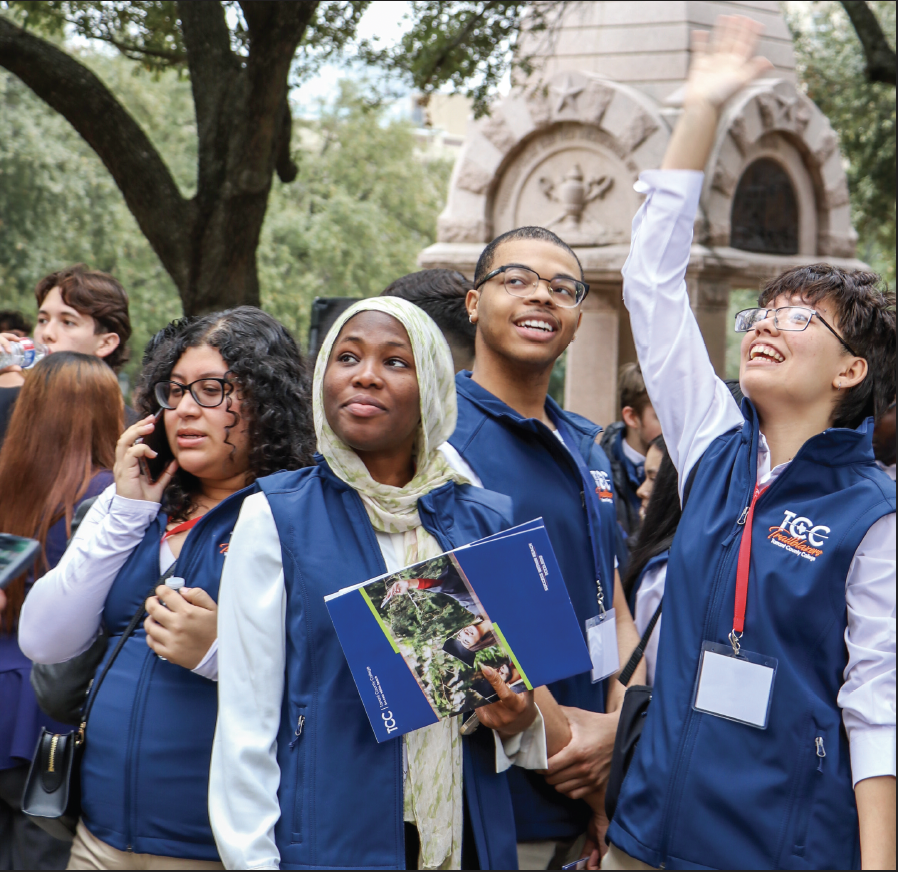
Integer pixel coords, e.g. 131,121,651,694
135,409,175,484
0,533,40,590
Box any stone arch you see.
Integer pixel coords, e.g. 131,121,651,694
731,157,800,255
435,71,670,245
702,79,855,258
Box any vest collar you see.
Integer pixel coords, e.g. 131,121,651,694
312,453,459,540
740,398,876,468
455,371,602,455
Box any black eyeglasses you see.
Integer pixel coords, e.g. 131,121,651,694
734,306,858,356
475,265,589,308
154,378,232,410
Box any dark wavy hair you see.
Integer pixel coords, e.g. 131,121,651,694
621,436,681,602
135,307,315,521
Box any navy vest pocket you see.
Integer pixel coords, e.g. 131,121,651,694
289,705,307,844
789,729,825,860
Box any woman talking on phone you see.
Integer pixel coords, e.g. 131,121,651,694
19,308,315,870
210,297,571,870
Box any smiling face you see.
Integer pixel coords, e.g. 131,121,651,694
467,239,583,371
34,287,120,360
162,345,251,484
739,293,867,426
323,311,421,459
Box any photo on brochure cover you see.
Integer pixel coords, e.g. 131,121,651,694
366,553,526,719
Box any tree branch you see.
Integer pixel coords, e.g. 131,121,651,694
0,14,191,287
177,1,237,197
840,0,896,86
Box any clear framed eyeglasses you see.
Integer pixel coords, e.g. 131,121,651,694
475,265,589,308
734,306,858,356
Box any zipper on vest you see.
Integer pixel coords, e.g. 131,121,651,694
289,715,305,749
659,460,796,863
815,736,826,771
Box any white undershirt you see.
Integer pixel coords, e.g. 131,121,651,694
621,437,646,467
207,470,548,871
19,485,218,680
623,169,896,787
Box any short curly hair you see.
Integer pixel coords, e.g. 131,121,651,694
135,306,315,521
758,265,896,429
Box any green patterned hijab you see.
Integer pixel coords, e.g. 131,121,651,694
313,296,469,543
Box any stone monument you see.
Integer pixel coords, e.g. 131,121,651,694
418,0,866,426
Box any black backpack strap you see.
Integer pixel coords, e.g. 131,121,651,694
618,600,662,687
66,496,99,548
77,562,179,735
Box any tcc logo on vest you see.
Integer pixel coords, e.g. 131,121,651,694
767,509,830,562
589,470,614,503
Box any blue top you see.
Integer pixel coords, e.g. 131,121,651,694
607,407,895,870
0,469,113,771
80,485,257,860
262,458,520,869
448,372,619,840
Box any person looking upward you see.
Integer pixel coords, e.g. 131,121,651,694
600,364,662,542
605,16,895,871
440,228,642,868
381,268,476,373
210,297,572,871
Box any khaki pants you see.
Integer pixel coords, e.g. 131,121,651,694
67,820,224,871
600,842,657,870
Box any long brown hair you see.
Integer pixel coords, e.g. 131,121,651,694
0,352,122,630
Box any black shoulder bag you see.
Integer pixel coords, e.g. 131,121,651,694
604,455,704,823
30,496,105,726
604,600,662,823
22,565,177,841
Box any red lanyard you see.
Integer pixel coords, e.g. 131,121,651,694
162,515,203,542
732,484,768,645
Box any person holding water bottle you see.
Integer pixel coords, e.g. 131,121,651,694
0,264,135,442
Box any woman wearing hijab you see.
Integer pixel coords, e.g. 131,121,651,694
210,298,568,870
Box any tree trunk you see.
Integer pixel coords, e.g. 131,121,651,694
0,2,314,316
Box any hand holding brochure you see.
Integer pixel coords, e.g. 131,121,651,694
325,519,591,742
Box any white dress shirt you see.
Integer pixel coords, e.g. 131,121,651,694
633,562,666,687
623,169,896,787
209,480,549,871
19,483,218,680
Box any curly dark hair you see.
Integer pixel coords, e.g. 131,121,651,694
135,306,315,521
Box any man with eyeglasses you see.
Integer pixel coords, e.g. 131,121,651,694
603,15,895,871
440,226,642,869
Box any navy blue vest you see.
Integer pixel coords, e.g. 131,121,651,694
608,408,895,870
80,486,257,859
449,372,618,840
261,458,520,870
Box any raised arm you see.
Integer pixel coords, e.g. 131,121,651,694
622,16,773,492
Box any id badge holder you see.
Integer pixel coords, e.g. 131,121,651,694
585,578,618,683
586,610,619,683
692,639,778,729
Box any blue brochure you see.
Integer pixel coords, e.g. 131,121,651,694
325,519,591,742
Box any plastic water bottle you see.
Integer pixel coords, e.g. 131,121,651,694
0,338,48,370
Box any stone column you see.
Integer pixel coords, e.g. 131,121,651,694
688,274,731,376
564,284,621,426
